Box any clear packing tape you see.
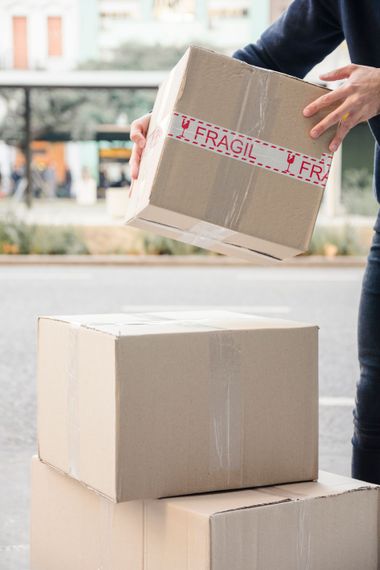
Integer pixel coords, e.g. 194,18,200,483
177,222,236,250
208,330,243,486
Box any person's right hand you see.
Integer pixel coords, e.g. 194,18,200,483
130,113,151,180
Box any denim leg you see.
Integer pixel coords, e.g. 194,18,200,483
352,228,380,483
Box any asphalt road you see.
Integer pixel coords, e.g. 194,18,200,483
0,264,365,569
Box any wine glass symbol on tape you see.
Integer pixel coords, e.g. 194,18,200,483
180,117,191,138
284,152,296,173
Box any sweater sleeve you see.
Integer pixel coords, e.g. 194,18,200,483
232,0,344,78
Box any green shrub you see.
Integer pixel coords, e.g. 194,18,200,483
0,215,366,257
0,215,88,255
30,226,88,255
0,215,34,254
309,225,364,256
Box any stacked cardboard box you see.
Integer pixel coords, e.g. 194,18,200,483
126,46,336,262
36,311,319,500
31,459,379,570
31,311,380,569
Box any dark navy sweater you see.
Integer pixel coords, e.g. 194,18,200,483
232,0,380,207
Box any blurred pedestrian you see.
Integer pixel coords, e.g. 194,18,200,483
10,166,23,196
99,168,109,191
76,166,97,206
64,166,72,198
43,163,56,198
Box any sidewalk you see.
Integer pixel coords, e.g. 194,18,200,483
0,197,121,226
0,254,367,267
0,197,376,229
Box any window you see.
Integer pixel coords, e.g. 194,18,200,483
100,11,134,20
47,16,63,57
209,8,248,18
12,16,28,69
154,0,195,20
208,1,249,19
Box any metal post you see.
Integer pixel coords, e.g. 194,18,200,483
24,87,32,208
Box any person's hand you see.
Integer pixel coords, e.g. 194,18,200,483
303,64,380,153
130,113,152,180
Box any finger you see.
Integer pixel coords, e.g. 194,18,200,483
303,87,347,117
309,102,353,139
130,143,143,180
328,113,360,152
319,64,357,82
130,121,146,149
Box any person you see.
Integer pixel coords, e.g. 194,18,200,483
99,168,109,192
129,1,380,483
64,166,73,198
42,162,57,198
75,166,97,206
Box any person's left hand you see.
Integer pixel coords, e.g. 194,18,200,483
303,64,380,153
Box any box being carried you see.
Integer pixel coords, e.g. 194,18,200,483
126,46,335,261
30,458,380,570
37,311,318,501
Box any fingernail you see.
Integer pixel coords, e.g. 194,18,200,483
311,129,319,138
303,108,311,117
330,143,337,152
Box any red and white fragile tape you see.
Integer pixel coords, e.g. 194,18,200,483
167,112,333,189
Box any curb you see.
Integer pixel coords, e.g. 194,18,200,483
0,255,367,267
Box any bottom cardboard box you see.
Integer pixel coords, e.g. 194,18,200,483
30,456,379,570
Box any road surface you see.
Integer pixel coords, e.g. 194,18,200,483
0,264,365,569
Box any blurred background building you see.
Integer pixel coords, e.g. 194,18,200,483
0,0,375,219
0,0,272,69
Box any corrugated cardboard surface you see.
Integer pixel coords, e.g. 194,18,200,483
30,459,380,570
37,310,318,501
126,46,336,261
146,472,380,570
30,457,143,570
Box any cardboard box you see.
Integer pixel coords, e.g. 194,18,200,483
37,310,318,501
145,471,380,570
30,457,380,570
126,45,336,262
30,457,143,570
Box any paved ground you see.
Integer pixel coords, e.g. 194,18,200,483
0,196,376,228
0,197,122,226
0,264,366,569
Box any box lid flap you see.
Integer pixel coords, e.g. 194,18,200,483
40,311,317,337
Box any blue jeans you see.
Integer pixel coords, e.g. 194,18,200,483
352,214,380,483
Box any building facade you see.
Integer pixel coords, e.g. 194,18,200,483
0,0,318,70
0,0,98,71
